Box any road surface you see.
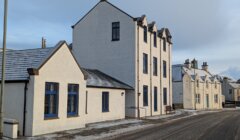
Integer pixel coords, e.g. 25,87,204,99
112,110,240,140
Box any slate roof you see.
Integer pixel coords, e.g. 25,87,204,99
0,47,55,81
229,82,240,89
82,68,133,90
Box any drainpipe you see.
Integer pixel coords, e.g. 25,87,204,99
23,81,29,136
150,32,153,117
203,81,205,109
159,38,162,115
137,25,140,119
168,43,171,107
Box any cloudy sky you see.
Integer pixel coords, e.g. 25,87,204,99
0,0,240,79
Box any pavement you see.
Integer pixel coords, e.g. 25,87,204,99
109,110,240,140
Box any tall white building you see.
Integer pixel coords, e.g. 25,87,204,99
72,0,173,117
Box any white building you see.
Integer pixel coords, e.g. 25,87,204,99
72,0,173,118
172,59,222,110
0,41,132,137
222,77,240,102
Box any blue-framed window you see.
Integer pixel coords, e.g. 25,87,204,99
154,32,157,47
112,22,120,41
153,57,158,76
102,92,109,112
163,60,167,78
154,87,158,111
144,26,148,43
143,53,148,74
163,88,167,105
163,38,166,52
44,82,59,119
67,84,79,116
143,86,148,106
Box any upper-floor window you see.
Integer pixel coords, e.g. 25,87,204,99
112,22,120,41
163,88,168,105
154,32,157,47
153,57,158,76
206,81,209,89
143,53,148,74
215,82,217,89
144,26,148,43
163,60,167,78
67,84,79,117
143,85,148,106
44,82,59,119
195,94,200,104
102,92,109,112
163,38,166,52
196,80,199,87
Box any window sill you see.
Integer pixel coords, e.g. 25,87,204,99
102,111,110,113
67,114,79,118
44,116,59,120
112,39,120,42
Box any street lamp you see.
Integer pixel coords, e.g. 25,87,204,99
0,0,8,138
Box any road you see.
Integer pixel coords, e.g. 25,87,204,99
112,110,240,140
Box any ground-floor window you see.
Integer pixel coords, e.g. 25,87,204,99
154,87,158,111
102,92,109,112
44,82,59,119
214,94,218,103
195,94,200,104
67,84,79,116
163,88,167,105
143,86,148,106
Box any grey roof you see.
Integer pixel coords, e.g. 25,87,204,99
229,82,240,89
0,41,65,81
82,69,133,90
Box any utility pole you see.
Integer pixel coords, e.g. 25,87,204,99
0,0,8,138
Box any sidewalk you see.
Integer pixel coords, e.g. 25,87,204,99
15,109,221,140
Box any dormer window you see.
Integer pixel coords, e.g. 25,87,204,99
154,32,157,47
163,38,166,51
215,82,217,89
144,26,148,43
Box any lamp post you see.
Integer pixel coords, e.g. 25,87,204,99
0,0,8,138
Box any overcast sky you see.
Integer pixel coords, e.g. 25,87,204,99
0,0,240,79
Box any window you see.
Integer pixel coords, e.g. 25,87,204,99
163,88,167,105
215,82,217,89
153,57,158,76
214,95,218,103
112,22,120,41
44,82,59,119
144,26,148,43
143,53,148,74
143,86,148,106
154,87,158,111
229,89,232,94
154,32,157,47
206,81,209,89
163,38,166,52
67,84,79,116
163,60,167,78
195,94,200,104
102,92,109,112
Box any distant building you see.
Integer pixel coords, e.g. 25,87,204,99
172,59,222,110
0,41,132,136
72,0,173,118
222,77,240,101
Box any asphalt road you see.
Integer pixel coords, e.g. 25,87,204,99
113,110,240,140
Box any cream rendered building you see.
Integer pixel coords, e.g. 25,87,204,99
222,77,240,102
72,0,173,118
172,59,222,110
0,41,132,137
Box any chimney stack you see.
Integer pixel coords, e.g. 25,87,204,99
42,37,46,49
202,62,208,71
191,59,198,69
184,59,191,69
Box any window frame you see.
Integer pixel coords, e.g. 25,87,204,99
163,88,167,105
144,26,148,43
154,87,158,111
67,84,79,117
195,94,201,104
143,86,148,106
102,92,110,112
44,82,59,119
154,32,157,47
214,94,218,103
112,22,120,41
163,38,166,52
163,60,167,78
153,57,158,76
143,53,148,74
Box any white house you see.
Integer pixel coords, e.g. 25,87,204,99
72,0,173,118
0,41,133,137
222,77,240,102
172,59,222,110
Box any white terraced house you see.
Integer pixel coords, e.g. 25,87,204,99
172,59,222,110
0,41,133,137
72,0,173,118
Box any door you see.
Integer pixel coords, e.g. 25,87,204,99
206,94,209,108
